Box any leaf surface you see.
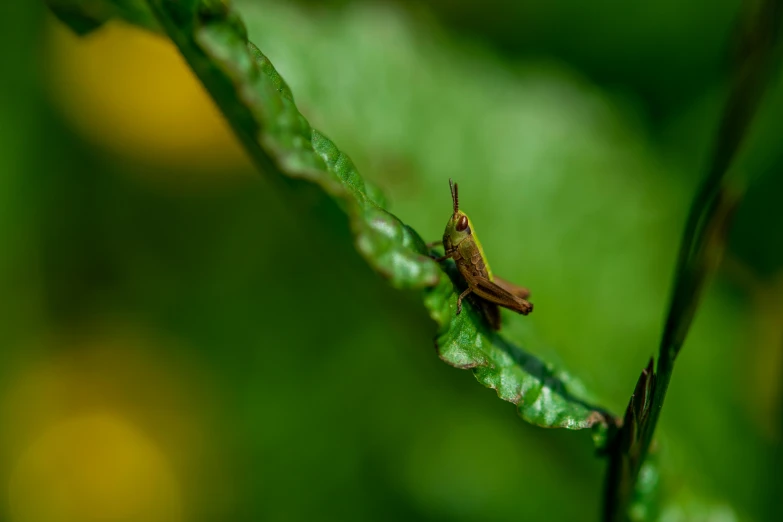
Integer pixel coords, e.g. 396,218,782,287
47,0,615,437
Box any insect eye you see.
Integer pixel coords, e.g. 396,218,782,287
456,215,469,231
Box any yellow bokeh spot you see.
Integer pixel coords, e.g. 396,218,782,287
47,18,249,174
8,414,182,522
0,328,229,521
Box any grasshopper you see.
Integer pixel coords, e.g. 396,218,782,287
431,179,533,330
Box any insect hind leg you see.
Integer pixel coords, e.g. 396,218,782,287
456,287,473,314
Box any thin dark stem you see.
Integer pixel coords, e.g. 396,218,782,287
645,0,782,463
603,1,783,520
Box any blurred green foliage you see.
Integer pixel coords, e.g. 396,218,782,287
1,1,782,522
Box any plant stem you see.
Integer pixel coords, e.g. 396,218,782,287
603,1,783,520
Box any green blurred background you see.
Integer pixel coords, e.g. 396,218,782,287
2,1,782,521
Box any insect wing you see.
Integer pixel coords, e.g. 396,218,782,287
471,276,533,315
493,276,531,300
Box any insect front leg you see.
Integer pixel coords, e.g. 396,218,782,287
456,286,473,314
432,252,452,262
428,240,451,262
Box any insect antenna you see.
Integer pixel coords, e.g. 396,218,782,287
449,178,459,214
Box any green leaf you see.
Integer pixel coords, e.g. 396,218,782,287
427,265,610,430
45,0,109,35
48,0,615,438
45,0,160,34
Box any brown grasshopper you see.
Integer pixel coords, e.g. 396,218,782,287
431,179,533,330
